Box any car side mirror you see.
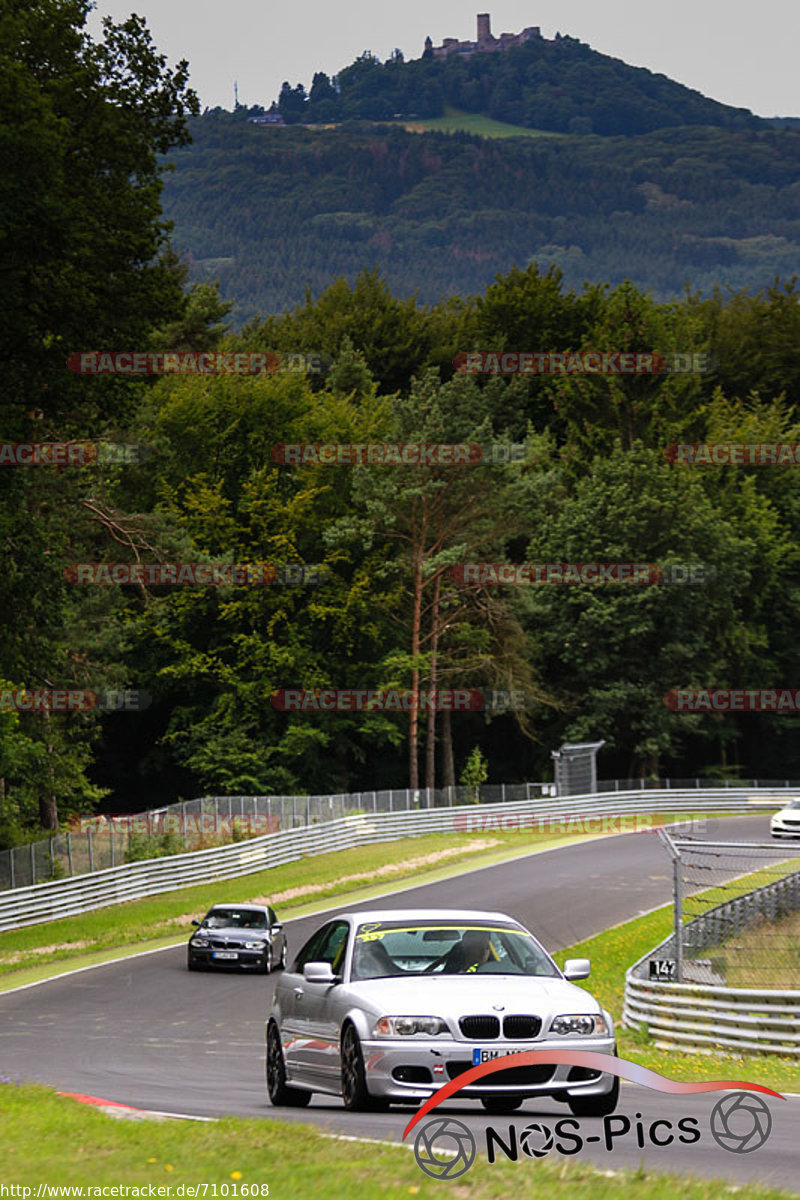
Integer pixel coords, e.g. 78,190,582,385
563,958,591,981
303,961,340,984
191,919,201,927
272,923,283,932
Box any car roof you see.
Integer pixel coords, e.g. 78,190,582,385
338,908,520,923
208,903,270,911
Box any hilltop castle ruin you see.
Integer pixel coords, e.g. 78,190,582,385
424,13,561,60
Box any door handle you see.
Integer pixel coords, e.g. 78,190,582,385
293,987,304,998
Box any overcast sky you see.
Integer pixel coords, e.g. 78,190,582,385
87,0,798,118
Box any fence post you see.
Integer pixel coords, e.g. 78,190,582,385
9,848,14,890
110,823,115,867
30,841,35,886
88,829,94,873
67,832,73,876
673,852,683,982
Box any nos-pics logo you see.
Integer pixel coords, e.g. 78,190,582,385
404,1053,782,1181
412,1094,774,1180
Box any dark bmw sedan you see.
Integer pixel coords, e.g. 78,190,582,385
187,904,287,973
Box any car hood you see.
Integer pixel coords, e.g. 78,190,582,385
345,973,601,1016
774,807,800,818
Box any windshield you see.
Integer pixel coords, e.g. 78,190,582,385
351,920,560,980
203,909,267,929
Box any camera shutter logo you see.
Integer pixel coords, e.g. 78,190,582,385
710,1092,772,1153
413,1117,477,1179
519,1122,555,1158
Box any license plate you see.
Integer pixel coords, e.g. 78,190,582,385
212,951,238,960
473,1047,526,1065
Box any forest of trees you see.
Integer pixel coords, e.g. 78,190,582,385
261,35,761,136
2,1,799,848
160,117,800,325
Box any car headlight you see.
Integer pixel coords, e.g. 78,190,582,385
373,1016,449,1037
191,937,210,948
245,940,264,950
549,1014,609,1036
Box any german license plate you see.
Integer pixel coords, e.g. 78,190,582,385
212,951,238,960
473,1047,525,1065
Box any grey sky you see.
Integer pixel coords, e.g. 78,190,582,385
88,0,798,118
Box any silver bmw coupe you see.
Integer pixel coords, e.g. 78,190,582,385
266,908,618,1115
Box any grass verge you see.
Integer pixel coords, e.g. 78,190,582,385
1,1082,796,1196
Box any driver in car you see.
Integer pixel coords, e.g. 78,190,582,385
461,929,492,973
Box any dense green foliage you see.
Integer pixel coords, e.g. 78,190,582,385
1,1,798,845
262,36,760,137
160,117,800,323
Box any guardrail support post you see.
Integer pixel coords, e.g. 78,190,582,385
88,829,94,873
67,832,73,876
30,841,35,885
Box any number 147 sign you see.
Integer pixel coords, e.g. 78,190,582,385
649,959,676,980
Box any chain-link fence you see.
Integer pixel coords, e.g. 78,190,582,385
659,829,800,989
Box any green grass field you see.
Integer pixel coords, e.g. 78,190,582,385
400,106,564,139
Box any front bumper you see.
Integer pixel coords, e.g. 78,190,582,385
359,1035,617,1101
771,823,800,838
188,944,267,968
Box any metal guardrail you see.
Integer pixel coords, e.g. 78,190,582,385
623,976,800,1056
3,776,797,891
623,849,800,1056
0,787,791,932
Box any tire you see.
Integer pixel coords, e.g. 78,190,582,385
340,1024,389,1112
266,1023,312,1107
567,1073,620,1118
277,941,287,970
262,944,273,974
481,1096,524,1114
187,955,201,972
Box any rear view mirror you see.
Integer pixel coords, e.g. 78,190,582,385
272,923,283,932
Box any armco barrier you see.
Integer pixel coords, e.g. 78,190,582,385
0,788,792,932
623,975,800,1056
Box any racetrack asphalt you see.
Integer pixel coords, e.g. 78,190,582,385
1,814,797,1190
